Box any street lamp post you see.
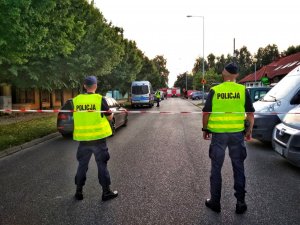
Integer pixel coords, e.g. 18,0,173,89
253,57,258,84
187,15,205,104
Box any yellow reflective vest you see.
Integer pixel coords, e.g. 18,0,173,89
208,82,246,133
73,94,112,141
155,91,161,99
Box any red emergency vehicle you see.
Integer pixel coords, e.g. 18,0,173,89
167,87,180,97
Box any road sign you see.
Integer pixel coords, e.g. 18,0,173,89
201,79,206,84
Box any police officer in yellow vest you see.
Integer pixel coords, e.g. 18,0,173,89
73,75,118,201
202,63,254,214
155,90,161,107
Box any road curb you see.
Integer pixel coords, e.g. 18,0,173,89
0,132,61,159
186,99,204,109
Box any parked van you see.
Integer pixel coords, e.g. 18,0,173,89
131,81,154,108
252,65,300,142
272,105,300,167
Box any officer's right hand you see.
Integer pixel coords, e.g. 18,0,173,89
203,131,211,140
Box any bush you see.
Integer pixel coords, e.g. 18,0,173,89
0,115,57,151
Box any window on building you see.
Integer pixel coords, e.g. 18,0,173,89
12,87,35,104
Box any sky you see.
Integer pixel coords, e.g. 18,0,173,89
94,0,300,87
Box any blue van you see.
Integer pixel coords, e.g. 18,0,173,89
131,81,154,108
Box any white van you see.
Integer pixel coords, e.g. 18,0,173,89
131,81,154,108
252,65,300,142
272,105,300,167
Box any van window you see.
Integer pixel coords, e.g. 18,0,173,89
290,90,300,105
132,85,149,95
254,90,268,101
262,76,300,102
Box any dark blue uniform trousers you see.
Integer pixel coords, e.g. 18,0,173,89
75,139,111,188
209,132,247,203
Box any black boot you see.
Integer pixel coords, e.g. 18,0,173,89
236,200,247,214
74,186,83,200
205,199,221,213
102,186,118,201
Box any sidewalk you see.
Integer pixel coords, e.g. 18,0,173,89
186,98,205,109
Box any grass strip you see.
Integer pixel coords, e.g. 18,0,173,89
0,116,57,151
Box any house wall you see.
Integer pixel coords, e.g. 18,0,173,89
0,84,79,110
0,83,11,96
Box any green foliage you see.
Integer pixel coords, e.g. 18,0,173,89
0,0,166,97
192,57,207,75
255,44,280,69
192,68,221,91
282,45,300,56
175,43,286,87
102,39,143,95
235,46,253,80
135,55,169,90
174,72,193,90
203,68,222,90
0,115,57,151
152,55,169,88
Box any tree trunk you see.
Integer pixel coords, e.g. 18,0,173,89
39,89,42,110
50,92,53,109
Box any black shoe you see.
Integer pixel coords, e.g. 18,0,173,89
75,190,83,200
236,201,247,214
205,199,221,213
102,189,118,201
74,186,83,200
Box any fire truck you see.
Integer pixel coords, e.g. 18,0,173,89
167,87,181,97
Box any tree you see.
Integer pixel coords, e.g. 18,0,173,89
103,39,143,95
215,54,226,74
174,72,193,90
255,44,280,69
0,0,86,89
282,45,300,56
136,56,160,90
203,68,222,90
192,56,207,75
152,55,169,88
235,46,252,80
207,53,216,69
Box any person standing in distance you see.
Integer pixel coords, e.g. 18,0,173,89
73,75,118,201
202,62,254,214
155,90,161,107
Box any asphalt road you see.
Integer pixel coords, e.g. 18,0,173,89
0,98,300,225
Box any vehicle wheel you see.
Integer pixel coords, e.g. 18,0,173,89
110,119,116,136
122,117,128,127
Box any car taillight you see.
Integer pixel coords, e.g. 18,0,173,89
58,114,68,120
